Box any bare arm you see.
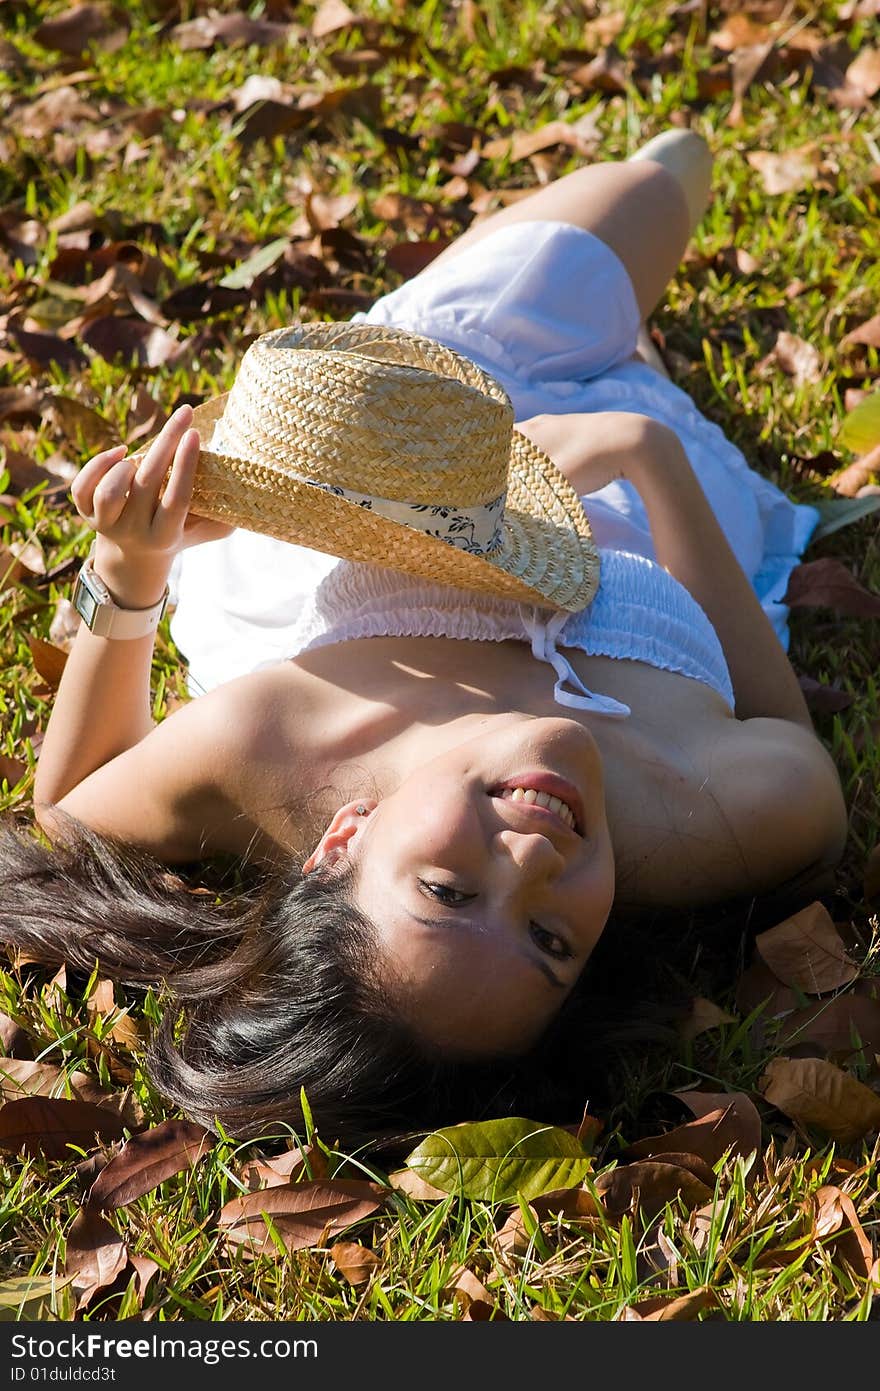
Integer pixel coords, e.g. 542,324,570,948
516,411,813,729
33,406,232,817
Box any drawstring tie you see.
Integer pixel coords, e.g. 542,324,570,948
520,608,631,719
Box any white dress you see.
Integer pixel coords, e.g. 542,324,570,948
169,221,818,702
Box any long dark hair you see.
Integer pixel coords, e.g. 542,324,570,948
0,812,726,1152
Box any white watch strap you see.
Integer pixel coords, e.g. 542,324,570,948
91,584,167,639
74,552,169,640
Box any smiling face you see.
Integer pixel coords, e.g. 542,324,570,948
303,716,615,1057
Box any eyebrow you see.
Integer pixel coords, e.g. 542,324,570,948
406,910,567,990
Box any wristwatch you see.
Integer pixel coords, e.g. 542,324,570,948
72,545,169,640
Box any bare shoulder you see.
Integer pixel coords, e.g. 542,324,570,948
704,715,848,873
47,667,293,864
609,712,848,908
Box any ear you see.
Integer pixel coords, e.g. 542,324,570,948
302,800,376,875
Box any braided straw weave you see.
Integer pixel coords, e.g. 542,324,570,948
176,322,600,611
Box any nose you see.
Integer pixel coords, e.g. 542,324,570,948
495,828,566,883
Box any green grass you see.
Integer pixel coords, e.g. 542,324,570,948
1,0,880,1322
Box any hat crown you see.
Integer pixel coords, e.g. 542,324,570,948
211,322,515,508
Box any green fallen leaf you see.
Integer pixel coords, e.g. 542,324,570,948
810,495,880,542
839,391,880,454
0,1274,74,1321
219,237,289,290
404,1117,592,1202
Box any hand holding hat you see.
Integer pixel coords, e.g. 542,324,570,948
132,321,601,613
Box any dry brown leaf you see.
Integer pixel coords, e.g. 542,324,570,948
782,558,880,618
842,313,880,349
760,1056,880,1141
127,1253,159,1304
242,1143,328,1190
636,1150,718,1189
463,1299,509,1320
567,44,629,95
747,147,822,194
846,46,880,96
172,13,291,51
0,753,27,792
755,902,859,994
46,395,120,454
717,244,762,276
711,15,774,48
777,994,880,1057
771,331,823,385
678,996,737,1040
0,1012,32,1059
231,75,289,112
530,1186,601,1221
0,1058,142,1127
387,1168,449,1201
64,1208,128,1311
385,239,453,279
798,674,855,715
219,1179,385,1255
49,598,81,651
637,1286,718,1321
0,387,44,424
312,0,359,38
0,546,26,589
494,1207,533,1258
34,5,128,58
596,1161,713,1222
305,191,360,232
675,1090,763,1159
0,1096,128,1159
79,317,180,368
26,635,69,689
50,201,99,236
628,1106,758,1175
17,87,100,141
815,1185,874,1276
449,1265,493,1307
6,538,46,577
330,1240,379,1285
86,1118,213,1211
736,955,800,1017
482,118,598,163
86,978,115,1020
831,444,880,497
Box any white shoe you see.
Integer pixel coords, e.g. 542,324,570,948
628,129,714,238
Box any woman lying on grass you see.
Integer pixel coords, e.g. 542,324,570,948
0,130,847,1149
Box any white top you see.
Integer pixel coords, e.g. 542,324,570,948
273,548,736,719
169,219,818,703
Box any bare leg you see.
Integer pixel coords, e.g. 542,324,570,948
429,129,713,337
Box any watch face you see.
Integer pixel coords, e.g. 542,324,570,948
75,581,98,628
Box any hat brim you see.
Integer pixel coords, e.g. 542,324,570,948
148,394,600,612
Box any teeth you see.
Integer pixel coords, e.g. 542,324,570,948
499,786,577,830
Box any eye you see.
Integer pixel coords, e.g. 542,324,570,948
418,879,476,907
530,922,573,960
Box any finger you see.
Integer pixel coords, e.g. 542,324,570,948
90,457,139,530
126,404,194,519
70,444,128,514
151,427,200,533
181,516,235,548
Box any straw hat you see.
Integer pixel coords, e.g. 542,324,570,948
171,321,600,612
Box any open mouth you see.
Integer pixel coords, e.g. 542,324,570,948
489,774,584,836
